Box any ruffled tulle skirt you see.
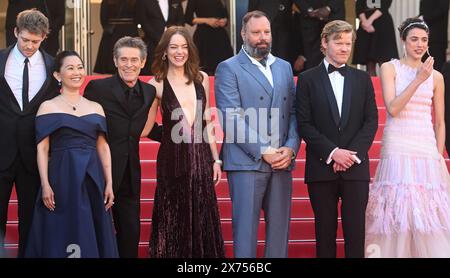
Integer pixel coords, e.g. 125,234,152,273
365,150,450,258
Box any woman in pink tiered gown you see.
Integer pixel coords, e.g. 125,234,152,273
365,18,450,258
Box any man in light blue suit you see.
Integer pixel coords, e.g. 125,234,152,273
215,10,300,258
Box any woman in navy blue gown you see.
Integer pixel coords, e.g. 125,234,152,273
24,51,118,258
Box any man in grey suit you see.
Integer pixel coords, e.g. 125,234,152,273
215,10,300,258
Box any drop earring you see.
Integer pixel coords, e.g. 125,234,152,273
58,80,61,87
403,44,407,59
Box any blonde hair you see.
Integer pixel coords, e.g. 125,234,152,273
320,20,355,54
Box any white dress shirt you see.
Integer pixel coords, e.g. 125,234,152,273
242,46,276,87
323,59,344,116
4,44,46,111
323,59,361,165
158,0,169,22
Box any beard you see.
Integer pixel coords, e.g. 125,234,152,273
243,40,272,59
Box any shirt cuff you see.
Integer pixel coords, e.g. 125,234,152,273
262,146,278,155
326,147,339,164
352,154,361,164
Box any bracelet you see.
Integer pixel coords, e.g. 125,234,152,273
214,159,223,166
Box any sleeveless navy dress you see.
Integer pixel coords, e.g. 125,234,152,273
24,113,118,258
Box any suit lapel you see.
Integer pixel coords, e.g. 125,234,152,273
318,62,340,127
340,68,353,129
154,0,166,22
0,45,22,113
270,60,281,105
238,50,273,97
0,45,13,77
26,50,54,113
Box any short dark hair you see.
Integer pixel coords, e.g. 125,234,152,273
398,17,429,40
113,36,147,60
15,9,49,36
54,51,84,73
241,10,269,32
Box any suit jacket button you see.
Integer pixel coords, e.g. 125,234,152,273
284,97,287,101
282,115,285,119
260,96,264,100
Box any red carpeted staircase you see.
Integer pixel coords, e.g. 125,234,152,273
3,76,447,258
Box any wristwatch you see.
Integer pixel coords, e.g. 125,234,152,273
214,159,223,166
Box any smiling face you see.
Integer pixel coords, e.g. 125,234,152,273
114,46,146,87
14,29,46,58
54,55,85,91
403,27,429,61
322,31,353,66
166,33,189,69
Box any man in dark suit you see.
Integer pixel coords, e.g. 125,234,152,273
0,9,57,258
296,20,378,258
5,0,65,56
84,36,156,258
293,0,345,70
135,0,184,74
420,0,449,72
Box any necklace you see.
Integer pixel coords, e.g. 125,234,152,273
60,94,83,111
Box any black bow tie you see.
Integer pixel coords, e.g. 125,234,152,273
327,64,347,76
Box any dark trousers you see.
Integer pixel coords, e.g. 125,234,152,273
0,157,40,258
307,179,369,258
112,164,141,258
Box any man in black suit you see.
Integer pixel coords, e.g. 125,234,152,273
5,0,65,56
293,0,345,70
135,0,184,75
296,20,378,258
83,36,156,258
420,0,449,72
0,9,57,258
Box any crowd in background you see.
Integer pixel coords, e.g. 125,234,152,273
4,1,449,76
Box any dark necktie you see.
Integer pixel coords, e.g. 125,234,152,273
126,87,142,115
22,58,29,110
327,64,347,76
125,88,133,102
259,57,267,67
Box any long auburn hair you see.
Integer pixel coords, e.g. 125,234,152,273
152,26,203,84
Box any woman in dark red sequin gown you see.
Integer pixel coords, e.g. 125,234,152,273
142,26,224,258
